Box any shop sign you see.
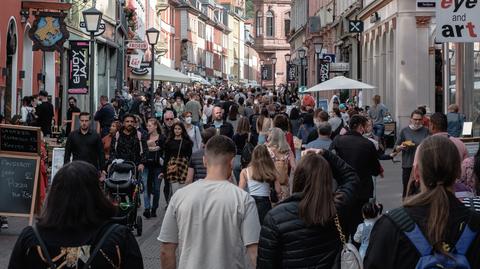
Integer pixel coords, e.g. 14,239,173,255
261,65,272,80
28,12,69,52
127,41,148,50
318,60,330,83
287,64,296,82
68,41,89,94
330,62,350,72
417,1,435,8
436,0,480,42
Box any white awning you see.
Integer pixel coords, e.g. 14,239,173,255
305,76,376,93
130,63,191,83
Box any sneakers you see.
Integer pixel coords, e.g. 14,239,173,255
151,208,157,218
143,209,151,219
0,217,8,229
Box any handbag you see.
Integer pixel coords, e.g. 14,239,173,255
166,139,189,183
333,215,363,269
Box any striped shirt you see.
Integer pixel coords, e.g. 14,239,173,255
462,197,480,213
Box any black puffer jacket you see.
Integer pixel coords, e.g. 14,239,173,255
257,150,359,269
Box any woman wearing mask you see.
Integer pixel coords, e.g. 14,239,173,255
257,150,359,268
8,161,143,268
257,108,272,145
164,122,193,202
364,135,480,268
239,145,281,224
142,118,166,219
183,111,202,152
391,109,430,198
267,127,296,199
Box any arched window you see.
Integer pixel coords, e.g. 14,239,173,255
266,10,274,37
256,11,263,37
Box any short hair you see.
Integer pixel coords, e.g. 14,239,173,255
448,104,459,113
317,111,329,122
201,128,217,144
430,112,448,132
317,122,332,136
411,109,424,118
79,112,90,119
68,97,77,103
349,114,368,130
417,106,426,116
100,95,108,101
122,113,136,122
39,90,49,97
205,135,236,164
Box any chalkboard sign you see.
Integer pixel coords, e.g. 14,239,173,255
71,112,81,132
0,124,41,155
0,154,40,221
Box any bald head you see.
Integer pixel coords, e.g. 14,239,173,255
213,106,223,121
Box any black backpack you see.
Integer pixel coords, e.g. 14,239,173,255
241,134,255,168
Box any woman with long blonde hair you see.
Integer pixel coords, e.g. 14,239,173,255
267,127,296,199
239,145,281,224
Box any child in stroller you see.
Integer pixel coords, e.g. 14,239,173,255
104,160,143,236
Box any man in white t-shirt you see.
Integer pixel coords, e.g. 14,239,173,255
158,135,260,269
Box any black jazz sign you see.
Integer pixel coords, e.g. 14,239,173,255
287,64,296,82
318,60,330,83
261,65,273,80
68,41,89,94
0,125,41,155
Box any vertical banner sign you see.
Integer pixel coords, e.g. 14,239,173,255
287,64,296,82
436,0,480,42
261,65,273,80
68,41,89,94
318,60,330,83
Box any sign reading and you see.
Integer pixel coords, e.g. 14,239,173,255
68,41,89,94
349,20,364,33
0,154,40,221
436,0,480,42
0,125,41,155
287,64,296,82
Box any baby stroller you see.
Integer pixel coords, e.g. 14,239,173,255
104,160,143,236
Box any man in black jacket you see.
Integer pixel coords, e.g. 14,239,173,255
94,96,115,138
64,112,105,173
35,91,54,136
329,114,382,237
204,106,234,138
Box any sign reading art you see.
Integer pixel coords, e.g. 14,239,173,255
68,41,89,94
436,0,480,42
28,12,69,52
261,65,273,81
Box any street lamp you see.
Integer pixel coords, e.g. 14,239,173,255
271,56,277,91
146,27,160,109
260,59,264,87
285,54,291,96
314,42,324,83
298,48,306,88
82,7,103,114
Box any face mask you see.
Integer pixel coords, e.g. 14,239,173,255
363,132,373,138
185,117,192,124
254,100,259,105
37,100,42,105
409,124,423,131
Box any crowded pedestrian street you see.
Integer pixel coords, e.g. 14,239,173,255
1,0,480,269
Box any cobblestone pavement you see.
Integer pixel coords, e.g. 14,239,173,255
0,160,403,268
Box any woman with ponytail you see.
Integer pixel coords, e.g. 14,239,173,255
364,136,480,269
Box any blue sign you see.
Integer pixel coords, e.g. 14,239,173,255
322,54,336,63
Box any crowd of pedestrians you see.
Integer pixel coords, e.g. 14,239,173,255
4,83,480,269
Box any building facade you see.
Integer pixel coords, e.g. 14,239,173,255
253,0,291,89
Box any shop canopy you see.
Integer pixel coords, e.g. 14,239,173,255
188,74,211,85
305,76,376,93
130,63,191,83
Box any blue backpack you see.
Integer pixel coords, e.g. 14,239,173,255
388,207,477,269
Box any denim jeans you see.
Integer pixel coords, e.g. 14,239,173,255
141,166,162,210
372,124,385,139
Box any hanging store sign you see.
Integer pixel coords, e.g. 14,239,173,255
318,60,330,83
68,41,89,94
261,65,272,80
127,41,148,50
28,12,69,52
436,0,480,42
329,62,350,72
287,64,296,82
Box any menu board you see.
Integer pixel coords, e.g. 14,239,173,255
0,154,40,221
0,124,41,155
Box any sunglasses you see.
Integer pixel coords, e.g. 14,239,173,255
165,118,174,121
